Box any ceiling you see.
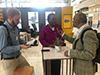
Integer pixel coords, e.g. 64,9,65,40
0,0,68,3
0,0,69,7
0,0,100,9
74,0,100,11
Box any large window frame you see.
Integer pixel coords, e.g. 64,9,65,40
28,12,39,32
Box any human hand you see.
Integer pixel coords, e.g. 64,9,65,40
25,44,31,46
64,51,68,57
20,44,31,49
49,44,55,48
59,30,64,36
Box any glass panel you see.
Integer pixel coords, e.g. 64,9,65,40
13,3,19,7
1,3,6,7
7,0,11,1
99,13,100,20
7,3,11,7
0,1,66,8
17,19,22,29
28,12,39,32
45,11,55,25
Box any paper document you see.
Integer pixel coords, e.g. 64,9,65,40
26,39,35,45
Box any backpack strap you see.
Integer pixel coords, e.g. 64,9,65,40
0,24,12,60
81,28,93,44
0,24,12,49
73,28,93,49
1,24,10,38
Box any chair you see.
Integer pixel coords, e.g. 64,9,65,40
13,66,34,75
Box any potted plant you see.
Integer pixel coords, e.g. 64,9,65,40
54,37,63,52
31,23,37,38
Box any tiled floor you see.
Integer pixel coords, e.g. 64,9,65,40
0,27,100,75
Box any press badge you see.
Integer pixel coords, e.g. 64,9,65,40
16,36,18,40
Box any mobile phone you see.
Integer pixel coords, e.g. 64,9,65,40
41,49,50,52
57,28,61,33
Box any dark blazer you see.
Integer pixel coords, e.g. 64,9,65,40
63,25,99,75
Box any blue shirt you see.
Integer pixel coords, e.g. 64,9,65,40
0,21,26,58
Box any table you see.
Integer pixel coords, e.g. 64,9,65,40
21,37,44,75
43,46,74,75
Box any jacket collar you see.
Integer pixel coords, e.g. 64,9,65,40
77,25,91,40
72,25,91,49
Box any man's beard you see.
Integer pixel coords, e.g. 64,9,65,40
12,20,17,26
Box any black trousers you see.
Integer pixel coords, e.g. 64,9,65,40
45,60,61,75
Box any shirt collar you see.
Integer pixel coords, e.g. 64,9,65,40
48,24,55,31
51,27,55,31
4,20,16,30
4,20,12,29
77,24,89,34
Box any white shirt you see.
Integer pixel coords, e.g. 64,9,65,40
51,27,55,31
75,24,89,40
49,25,55,31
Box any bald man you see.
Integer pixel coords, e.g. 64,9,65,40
59,13,99,75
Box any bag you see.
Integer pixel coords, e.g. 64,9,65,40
0,23,12,60
81,28,100,63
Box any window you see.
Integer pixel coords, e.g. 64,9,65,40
13,3,19,7
0,0,66,7
99,13,100,20
17,19,22,29
95,8,98,12
45,11,55,25
72,0,76,3
79,0,87,4
7,3,12,7
28,12,39,32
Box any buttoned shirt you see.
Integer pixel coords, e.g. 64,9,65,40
39,24,64,47
0,21,26,58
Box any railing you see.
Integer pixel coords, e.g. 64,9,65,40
60,40,74,75
43,45,74,75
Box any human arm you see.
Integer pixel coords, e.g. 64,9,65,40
70,30,99,60
59,30,75,44
57,25,65,46
0,27,30,54
39,27,51,47
20,44,30,49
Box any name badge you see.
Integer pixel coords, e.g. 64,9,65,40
16,36,18,40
